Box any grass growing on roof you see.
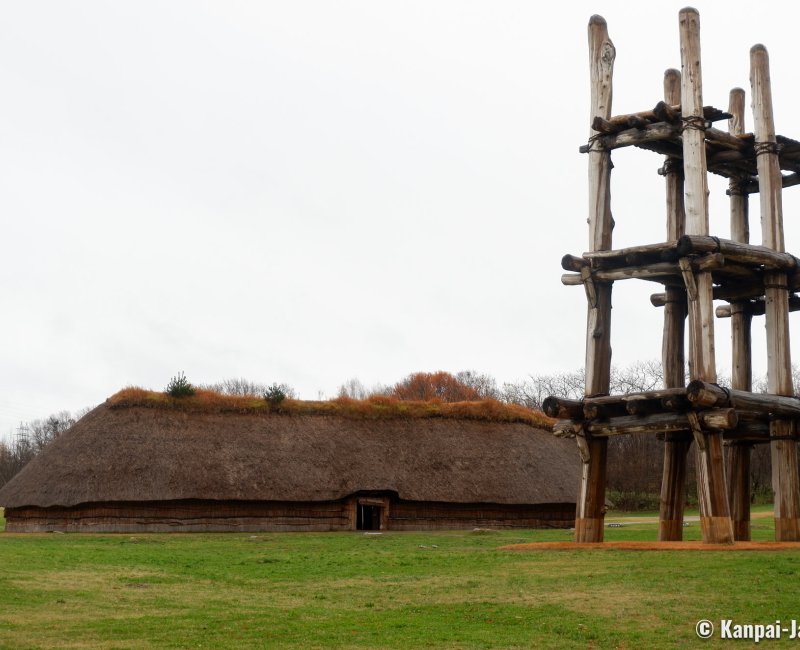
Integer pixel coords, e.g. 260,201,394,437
107,387,555,429
0,512,796,649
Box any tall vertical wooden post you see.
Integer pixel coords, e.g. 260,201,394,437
679,7,734,544
658,69,690,541
726,87,753,541
750,44,800,541
576,15,615,543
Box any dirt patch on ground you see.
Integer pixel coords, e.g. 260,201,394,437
502,541,800,551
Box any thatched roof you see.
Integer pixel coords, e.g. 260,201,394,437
0,402,579,509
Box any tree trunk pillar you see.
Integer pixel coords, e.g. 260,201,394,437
751,44,800,541
659,67,690,541
576,15,615,543
679,7,733,544
726,86,753,541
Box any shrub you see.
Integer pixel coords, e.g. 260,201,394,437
166,372,196,398
391,371,481,402
264,384,287,410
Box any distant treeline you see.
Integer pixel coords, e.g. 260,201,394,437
0,411,84,488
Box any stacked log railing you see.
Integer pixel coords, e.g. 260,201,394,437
556,8,800,544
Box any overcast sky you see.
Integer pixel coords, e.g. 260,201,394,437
2,1,800,438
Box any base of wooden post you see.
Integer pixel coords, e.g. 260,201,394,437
774,518,800,541
699,516,736,544
726,444,751,541
659,436,691,541
732,520,751,542
771,429,800,542
575,517,605,542
696,433,735,544
658,519,684,540
575,437,608,543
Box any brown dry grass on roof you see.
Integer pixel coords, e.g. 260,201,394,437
107,387,555,430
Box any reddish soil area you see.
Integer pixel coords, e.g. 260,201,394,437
502,541,800,552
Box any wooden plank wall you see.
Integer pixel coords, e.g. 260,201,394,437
4,500,576,533
388,501,575,531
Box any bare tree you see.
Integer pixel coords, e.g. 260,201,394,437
455,370,499,400
26,411,78,452
500,368,585,410
202,378,296,399
0,408,89,489
337,377,368,400
609,360,663,394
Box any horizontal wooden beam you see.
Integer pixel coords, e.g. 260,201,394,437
652,271,800,305
542,396,583,420
561,254,589,272
740,171,800,195
687,380,800,417
580,122,680,154
676,235,798,269
562,253,759,288
716,295,800,318
592,104,731,136
580,123,749,155
583,241,678,267
585,408,738,437
562,263,680,285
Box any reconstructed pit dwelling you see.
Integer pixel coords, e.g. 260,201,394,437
0,401,577,532
545,8,800,544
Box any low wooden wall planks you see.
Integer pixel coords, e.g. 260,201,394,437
4,498,576,533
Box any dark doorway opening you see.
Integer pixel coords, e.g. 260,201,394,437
357,504,382,530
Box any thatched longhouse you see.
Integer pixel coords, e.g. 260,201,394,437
0,396,578,532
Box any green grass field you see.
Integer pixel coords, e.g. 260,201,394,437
0,506,798,649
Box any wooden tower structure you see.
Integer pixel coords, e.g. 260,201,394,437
544,8,800,544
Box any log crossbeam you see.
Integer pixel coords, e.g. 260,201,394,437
562,249,800,292
549,394,784,445
565,236,799,271
579,103,800,190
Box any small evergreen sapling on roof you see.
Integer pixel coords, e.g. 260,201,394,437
166,372,196,398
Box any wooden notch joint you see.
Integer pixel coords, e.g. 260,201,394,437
763,272,788,292
580,267,598,308
678,257,698,301
553,419,580,439
686,380,729,407
687,411,706,451
726,179,750,197
580,132,608,154
575,430,591,463
658,157,683,177
680,115,710,133
770,419,798,442
753,141,783,157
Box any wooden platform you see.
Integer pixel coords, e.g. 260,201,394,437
561,236,800,301
579,101,800,193
544,384,800,446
